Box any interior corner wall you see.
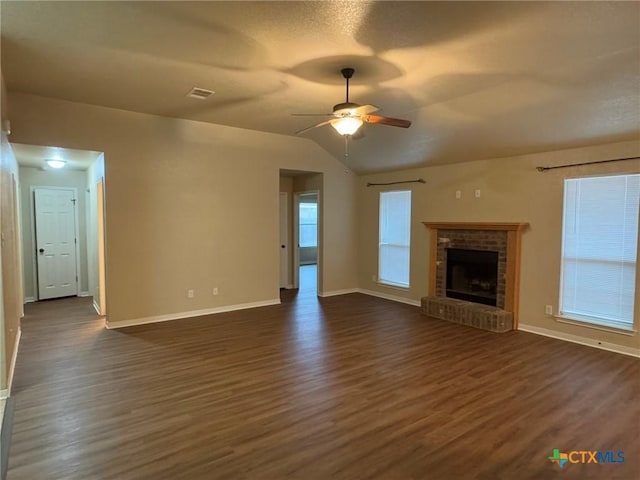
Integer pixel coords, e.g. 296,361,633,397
86,154,105,312
7,93,358,325
0,68,9,393
0,131,21,393
357,139,640,351
19,166,90,299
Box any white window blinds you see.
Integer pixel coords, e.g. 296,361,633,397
379,190,411,287
560,174,640,330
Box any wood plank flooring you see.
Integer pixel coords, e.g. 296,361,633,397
7,282,639,479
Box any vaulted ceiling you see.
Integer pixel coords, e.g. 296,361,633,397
2,1,639,173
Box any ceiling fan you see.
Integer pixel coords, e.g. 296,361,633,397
293,68,412,137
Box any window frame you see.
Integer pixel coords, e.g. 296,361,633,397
557,172,639,333
378,189,412,289
298,201,318,248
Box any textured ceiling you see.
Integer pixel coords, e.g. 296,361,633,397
1,1,639,173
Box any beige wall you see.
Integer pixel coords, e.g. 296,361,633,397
0,72,7,393
1,65,24,393
19,166,90,299
0,131,21,394
8,93,358,325
358,140,640,351
86,154,106,312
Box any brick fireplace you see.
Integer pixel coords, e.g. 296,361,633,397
422,222,528,331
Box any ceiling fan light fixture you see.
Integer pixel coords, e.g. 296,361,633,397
331,116,363,136
46,159,66,169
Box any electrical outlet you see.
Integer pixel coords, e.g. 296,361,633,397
213,287,218,295
372,275,376,282
475,189,481,198
455,190,461,199
545,305,553,315
187,289,194,299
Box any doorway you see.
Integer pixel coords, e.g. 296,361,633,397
294,191,319,294
13,143,107,318
279,170,323,297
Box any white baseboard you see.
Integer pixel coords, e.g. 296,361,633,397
92,299,102,316
0,389,7,400
519,323,640,358
23,297,36,304
106,298,281,329
315,287,421,306
7,328,21,396
357,288,421,307
79,291,90,297
318,288,359,297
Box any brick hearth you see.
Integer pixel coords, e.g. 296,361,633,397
421,296,513,333
423,222,528,330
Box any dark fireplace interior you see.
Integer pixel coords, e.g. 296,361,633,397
446,248,499,306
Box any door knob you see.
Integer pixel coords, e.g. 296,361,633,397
281,245,286,249
39,248,44,253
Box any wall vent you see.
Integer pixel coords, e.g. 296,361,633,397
186,87,215,100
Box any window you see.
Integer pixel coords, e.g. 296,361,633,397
559,174,640,331
299,201,317,248
378,190,411,287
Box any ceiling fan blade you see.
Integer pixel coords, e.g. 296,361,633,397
296,119,333,135
291,113,336,117
363,114,411,128
353,104,380,115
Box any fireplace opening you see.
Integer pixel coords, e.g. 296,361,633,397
446,248,499,306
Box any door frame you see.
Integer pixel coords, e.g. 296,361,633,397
293,190,320,290
279,191,289,289
96,179,107,315
30,186,81,300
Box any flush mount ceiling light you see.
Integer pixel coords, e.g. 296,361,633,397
46,159,66,169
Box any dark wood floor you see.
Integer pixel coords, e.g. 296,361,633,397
7,279,639,479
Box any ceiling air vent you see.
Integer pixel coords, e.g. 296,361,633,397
186,87,215,100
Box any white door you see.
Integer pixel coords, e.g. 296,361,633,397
35,188,78,300
279,192,289,288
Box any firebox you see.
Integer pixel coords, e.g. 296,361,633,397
445,248,499,306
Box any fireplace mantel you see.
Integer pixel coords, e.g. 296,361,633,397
422,222,529,231
423,221,529,328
